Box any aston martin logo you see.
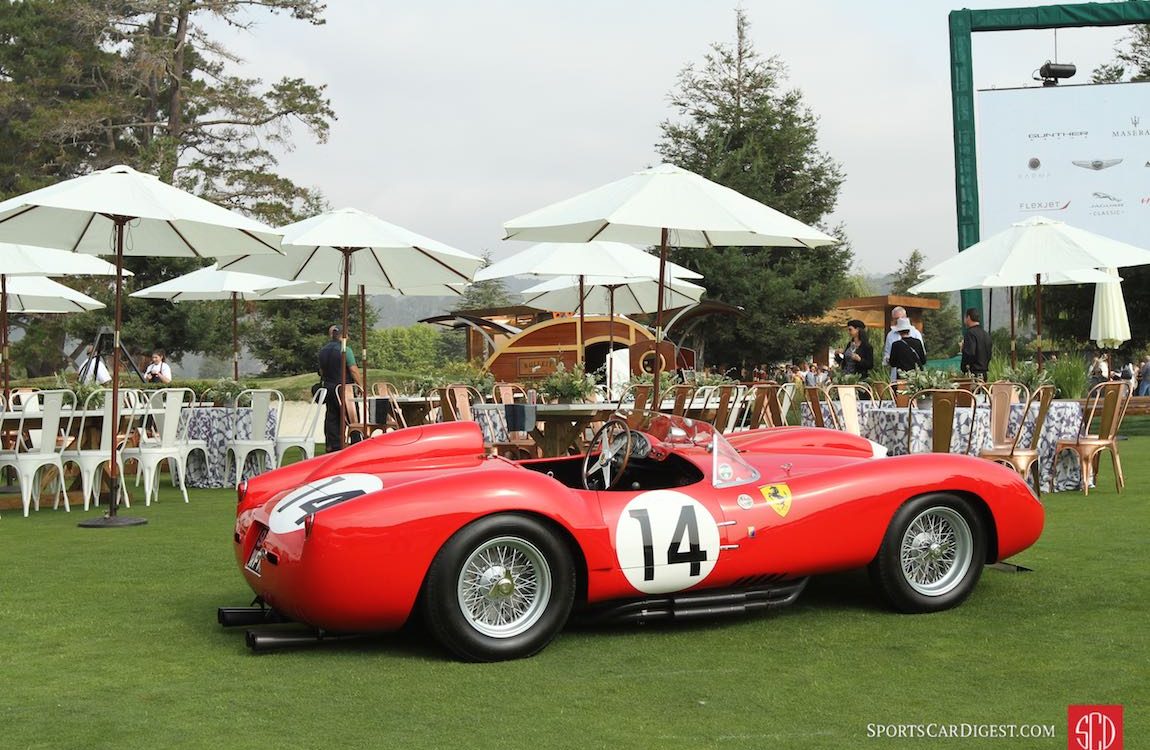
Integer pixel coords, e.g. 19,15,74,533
1073,159,1122,171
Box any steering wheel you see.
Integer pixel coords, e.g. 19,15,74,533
582,419,633,490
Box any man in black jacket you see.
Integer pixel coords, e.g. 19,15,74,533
960,307,992,380
318,325,362,452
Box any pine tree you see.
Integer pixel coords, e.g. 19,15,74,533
656,9,852,366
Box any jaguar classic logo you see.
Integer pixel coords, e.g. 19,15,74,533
1089,191,1125,217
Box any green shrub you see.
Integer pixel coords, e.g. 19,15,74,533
1048,355,1089,399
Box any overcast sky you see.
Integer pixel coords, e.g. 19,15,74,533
209,1,1132,275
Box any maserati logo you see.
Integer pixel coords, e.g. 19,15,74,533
1073,159,1122,171
1133,115,1141,127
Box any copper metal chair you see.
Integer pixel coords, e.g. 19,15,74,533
979,384,1053,494
907,388,978,455
1052,381,1132,495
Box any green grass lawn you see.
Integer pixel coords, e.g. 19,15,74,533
1,436,1147,750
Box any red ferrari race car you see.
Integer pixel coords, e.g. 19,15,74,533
222,412,1043,662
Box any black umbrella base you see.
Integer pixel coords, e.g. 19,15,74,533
78,515,148,528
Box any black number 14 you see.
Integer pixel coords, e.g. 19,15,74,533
628,506,708,581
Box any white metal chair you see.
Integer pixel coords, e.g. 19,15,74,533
0,389,76,516
275,387,326,466
61,388,134,511
777,382,797,425
225,389,282,486
121,387,189,505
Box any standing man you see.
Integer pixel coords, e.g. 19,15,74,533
1137,356,1150,397
882,306,925,380
960,307,992,380
318,324,362,453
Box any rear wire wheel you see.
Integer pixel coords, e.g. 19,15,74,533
423,514,575,661
869,493,987,613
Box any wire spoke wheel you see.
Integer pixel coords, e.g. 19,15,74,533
456,535,552,639
898,506,973,597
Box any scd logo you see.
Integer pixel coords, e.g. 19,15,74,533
1068,705,1123,750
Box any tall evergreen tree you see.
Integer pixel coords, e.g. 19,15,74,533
0,0,334,375
456,252,513,312
656,9,852,366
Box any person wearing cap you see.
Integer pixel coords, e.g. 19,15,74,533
888,317,926,376
834,319,873,378
882,306,925,380
318,324,363,452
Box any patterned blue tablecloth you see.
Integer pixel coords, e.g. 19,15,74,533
802,400,1084,491
182,407,278,488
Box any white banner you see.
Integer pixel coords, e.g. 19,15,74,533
976,82,1150,245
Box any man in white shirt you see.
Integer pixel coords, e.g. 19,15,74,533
77,345,111,385
881,306,925,380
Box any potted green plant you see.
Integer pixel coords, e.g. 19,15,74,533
902,369,959,406
538,362,597,403
1002,361,1053,393
204,378,245,406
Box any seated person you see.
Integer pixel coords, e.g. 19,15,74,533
143,349,173,384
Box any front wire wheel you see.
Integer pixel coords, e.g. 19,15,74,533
869,494,987,613
423,514,575,661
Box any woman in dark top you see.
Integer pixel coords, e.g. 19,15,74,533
888,318,926,375
835,319,874,378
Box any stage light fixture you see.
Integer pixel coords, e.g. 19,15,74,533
1035,61,1076,86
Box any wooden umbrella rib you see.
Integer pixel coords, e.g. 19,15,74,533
364,247,396,288
0,204,37,226
587,222,611,242
71,212,97,253
239,228,284,254
165,221,203,258
413,247,472,282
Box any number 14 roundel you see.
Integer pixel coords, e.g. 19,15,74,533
615,490,721,594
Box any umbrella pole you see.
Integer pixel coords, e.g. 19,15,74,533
360,284,368,433
607,286,616,393
1009,287,1017,368
339,248,351,450
2,273,9,404
232,292,239,381
578,275,585,368
652,228,669,405
1035,274,1044,372
80,216,146,527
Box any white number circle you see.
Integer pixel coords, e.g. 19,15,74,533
615,490,720,594
268,473,383,534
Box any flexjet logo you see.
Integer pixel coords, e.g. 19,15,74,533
1019,200,1070,212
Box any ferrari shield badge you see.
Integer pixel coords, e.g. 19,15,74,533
759,483,792,518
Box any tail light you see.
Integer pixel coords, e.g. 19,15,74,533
237,479,248,505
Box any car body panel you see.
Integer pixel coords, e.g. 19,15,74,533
233,415,1043,633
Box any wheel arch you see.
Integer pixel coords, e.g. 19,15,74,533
896,489,999,565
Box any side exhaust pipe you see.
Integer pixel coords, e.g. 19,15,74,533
245,628,362,652
218,606,289,627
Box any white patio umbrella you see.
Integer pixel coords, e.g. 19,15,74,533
910,267,1121,366
1,242,125,399
131,264,318,380
4,275,106,312
219,207,481,446
475,241,701,366
521,274,706,315
504,163,836,393
1090,268,1131,349
910,216,1150,367
523,274,707,391
0,164,283,526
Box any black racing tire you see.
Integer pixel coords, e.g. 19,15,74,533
868,493,987,613
422,514,575,662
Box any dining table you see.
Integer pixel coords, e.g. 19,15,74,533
471,402,622,458
801,399,1086,491
181,405,277,488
